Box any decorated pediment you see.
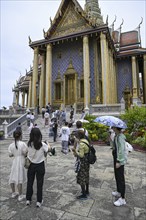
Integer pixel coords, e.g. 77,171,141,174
46,0,92,39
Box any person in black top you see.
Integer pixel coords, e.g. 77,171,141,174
52,119,58,142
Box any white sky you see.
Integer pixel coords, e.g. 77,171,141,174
1,0,146,108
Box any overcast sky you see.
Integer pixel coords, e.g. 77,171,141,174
1,0,146,108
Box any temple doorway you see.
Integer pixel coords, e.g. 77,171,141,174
65,74,75,105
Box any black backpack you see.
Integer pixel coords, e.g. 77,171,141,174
81,141,97,164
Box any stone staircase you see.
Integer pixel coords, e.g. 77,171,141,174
7,112,81,142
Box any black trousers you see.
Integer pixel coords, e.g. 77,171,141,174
53,129,57,142
113,157,125,198
26,161,45,203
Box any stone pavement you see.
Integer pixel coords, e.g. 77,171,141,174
0,138,146,220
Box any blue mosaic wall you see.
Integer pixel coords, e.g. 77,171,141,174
52,39,83,98
52,38,96,100
89,38,96,101
117,59,132,102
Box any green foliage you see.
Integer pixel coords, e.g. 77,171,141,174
83,116,109,142
83,107,146,147
121,106,146,147
0,130,4,137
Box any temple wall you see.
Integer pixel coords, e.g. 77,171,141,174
117,59,132,102
89,38,96,102
52,39,83,98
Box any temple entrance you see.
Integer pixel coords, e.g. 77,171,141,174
65,74,75,105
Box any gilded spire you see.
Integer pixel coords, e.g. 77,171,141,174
85,0,104,25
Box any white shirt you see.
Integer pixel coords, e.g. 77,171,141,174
27,142,48,163
60,126,70,141
44,112,49,119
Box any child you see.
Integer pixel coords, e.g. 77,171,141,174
60,122,70,154
8,130,28,201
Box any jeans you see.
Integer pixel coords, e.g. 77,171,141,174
26,161,45,203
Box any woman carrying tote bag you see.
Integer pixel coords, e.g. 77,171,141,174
26,128,48,207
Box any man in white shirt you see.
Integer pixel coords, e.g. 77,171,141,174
60,122,70,154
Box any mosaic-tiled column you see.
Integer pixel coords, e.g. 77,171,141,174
39,54,45,109
83,35,90,111
46,44,52,105
100,32,108,104
32,47,38,107
28,76,32,108
132,56,138,103
143,54,146,103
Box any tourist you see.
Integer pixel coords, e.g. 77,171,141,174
72,130,90,200
16,122,22,133
52,119,58,142
60,122,70,154
80,107,85,119
44,111,50,126
30,113,35,124
74,121,89,149
8,130,28,201
41,106,46,119
26,112,31,127
26,128,48,207
111,126,127,206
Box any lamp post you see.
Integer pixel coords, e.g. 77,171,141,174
36,81,39,114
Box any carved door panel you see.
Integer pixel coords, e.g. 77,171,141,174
65,75,75,105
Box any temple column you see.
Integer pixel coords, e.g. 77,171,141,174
143,55,146,104
12,91,17,107
83,35,90,112
132,56,138,104
21,91,25,107
16,92,19,106
46,44,52,105
39,54,45,109
32,47,38,107
28,77,32,108
100,32,108,104
94,39,100,103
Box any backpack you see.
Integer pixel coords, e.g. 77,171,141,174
124,141,133,157
81,141,97,164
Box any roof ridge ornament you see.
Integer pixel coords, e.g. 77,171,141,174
135,17,143,47
28,36,32,44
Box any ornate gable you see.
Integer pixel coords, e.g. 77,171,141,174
46,0,92,39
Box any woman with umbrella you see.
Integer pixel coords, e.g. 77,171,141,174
111,126,127,207
94,116,127,206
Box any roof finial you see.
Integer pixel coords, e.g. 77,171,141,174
120,19,124,30
50,17,52,26
106,15,108,25
28,36,32,44
138,17,143,28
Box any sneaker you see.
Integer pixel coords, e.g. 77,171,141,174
26,200,31,206
77,194,87,200
11,192,19,198
18,195,25,202
36,200,43,208
114,197,126,206
112,191,121,197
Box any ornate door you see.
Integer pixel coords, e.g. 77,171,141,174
65,74,75,105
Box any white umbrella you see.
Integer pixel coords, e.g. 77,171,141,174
73,119,89,125
94,115,127,129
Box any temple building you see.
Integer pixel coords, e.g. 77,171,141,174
12,0,146,112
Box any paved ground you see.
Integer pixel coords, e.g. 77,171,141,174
0,137,146,220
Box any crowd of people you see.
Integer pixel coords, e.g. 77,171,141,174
8,105,128,208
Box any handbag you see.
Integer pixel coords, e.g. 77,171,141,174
24,150,37,169
24,157,31,169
